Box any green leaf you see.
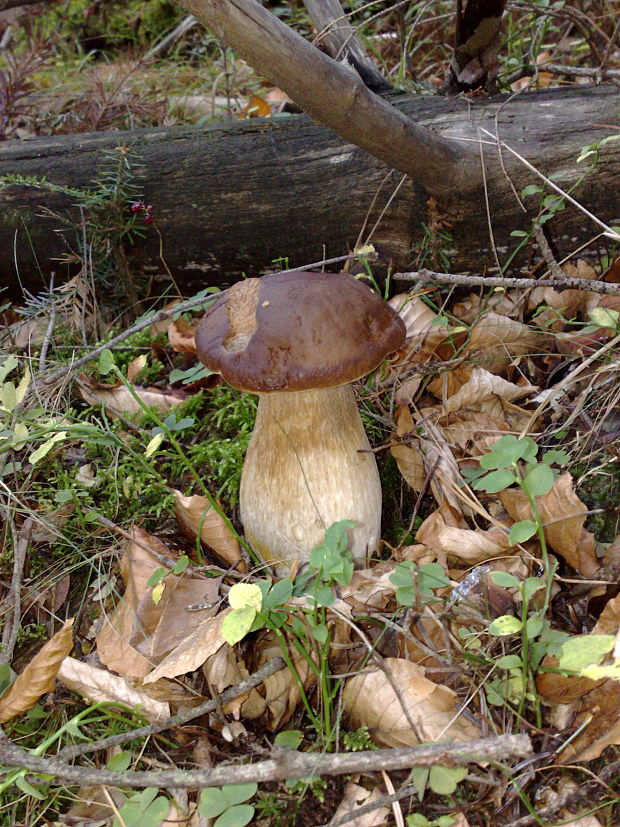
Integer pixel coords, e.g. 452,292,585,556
522,463,554,497
144,432,165,457
558,635,615,672
16,775,46,800
428,765,467,795
215,804,255,827
490,571,521,589
407,815,431,827
222,783,258,806
525,615,544,639
1,382,16,412
589,306,619,330
98,348,117,375
222,607,256,645
107,750,132,771
521,184,543,198
274,730,303,749
542,449,570,466
264,578,293,610
473,468,516,493
411,765,429,801
114,789,169,827
0,355,18,383
510,230,528,238
228,583,262,611
29,431,67,466
523,577,545,602
390,561,415,588
488,615,522,636
509,520,538,545
146,567,168,588
172,555,190,575
418,562,450,592
497,655,522,669
199,788,229,818
309,619,329,644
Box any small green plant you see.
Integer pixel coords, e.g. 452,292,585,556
112,786,170,827
390,561,451,607
198,782,257,827
343,725,376,751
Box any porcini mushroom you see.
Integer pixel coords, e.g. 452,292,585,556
195,271,405,575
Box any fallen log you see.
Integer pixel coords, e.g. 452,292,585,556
1,85,618,298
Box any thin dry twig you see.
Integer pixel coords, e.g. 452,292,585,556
393,268,620,294
0,733,533,789
57,656,286,761
0,515,33,666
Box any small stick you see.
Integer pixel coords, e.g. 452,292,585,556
57,656,285,761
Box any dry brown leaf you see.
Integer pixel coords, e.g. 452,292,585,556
592,592,620,635
389,294,448,360
416,511,511,565
390,405,425,492
57,656,170,721
97,529,167,678
501,474,599,575
0,619,74,723
443,368,537,416
438,410,510,455
97,528,220,678
560,679,620,763
340,563,397,613
536,655,603,705
143,609,230,684
64,785,127,824
414,411,467,520
332,782,389,826
174,490,245,571
463,312,544,374
168,317,197,353
80,381,185,417
343,658,480,747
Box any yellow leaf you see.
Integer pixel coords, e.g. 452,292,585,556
228,583,262,610
0,620,74,723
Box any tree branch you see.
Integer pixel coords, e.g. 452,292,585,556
180,0,477,193
303,0,390,92
0,733,532,789
394,268,620,294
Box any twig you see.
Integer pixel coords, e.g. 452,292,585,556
146,15,199,59
0,516,33,666
57,657,285,761
39,254,356,387
506,62,620,84
393,268,620,294
532,225,563,281
0,733,532,789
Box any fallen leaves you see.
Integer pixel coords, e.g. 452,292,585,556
0,620,74,723
343,658,480,747
174,490,245,570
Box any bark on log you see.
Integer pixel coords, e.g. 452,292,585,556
1,85,619,298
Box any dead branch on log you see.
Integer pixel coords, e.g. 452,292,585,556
180,0,477,193
303,0,390,91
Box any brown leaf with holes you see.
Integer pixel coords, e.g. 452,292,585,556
332,783,389,826
174,490,245,570
343,658,480,747
0,620,74,723
143,609,230,684
463,312,544,374
501,473,599,575
57,656,170,721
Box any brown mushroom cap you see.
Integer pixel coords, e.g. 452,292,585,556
195,271,406,393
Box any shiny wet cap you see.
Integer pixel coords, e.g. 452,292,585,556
195,271,406,393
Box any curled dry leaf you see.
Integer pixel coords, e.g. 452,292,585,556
389,294,448,360
442,368,537,417
57,656,170,721
414,411,467,520
463,312,544,375
340,563,397,613
390,405,425,492
0,619,74,723
79,379,185,417
332,782,389,827
438,410,511,456
168,317,197,353
343,657,480,747
416,510,511,565
501,473,599,575
174,490,245,571
143,609,230,684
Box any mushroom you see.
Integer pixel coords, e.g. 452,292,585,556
195,271,405,575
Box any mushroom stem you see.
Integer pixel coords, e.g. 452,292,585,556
240,384,382,575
